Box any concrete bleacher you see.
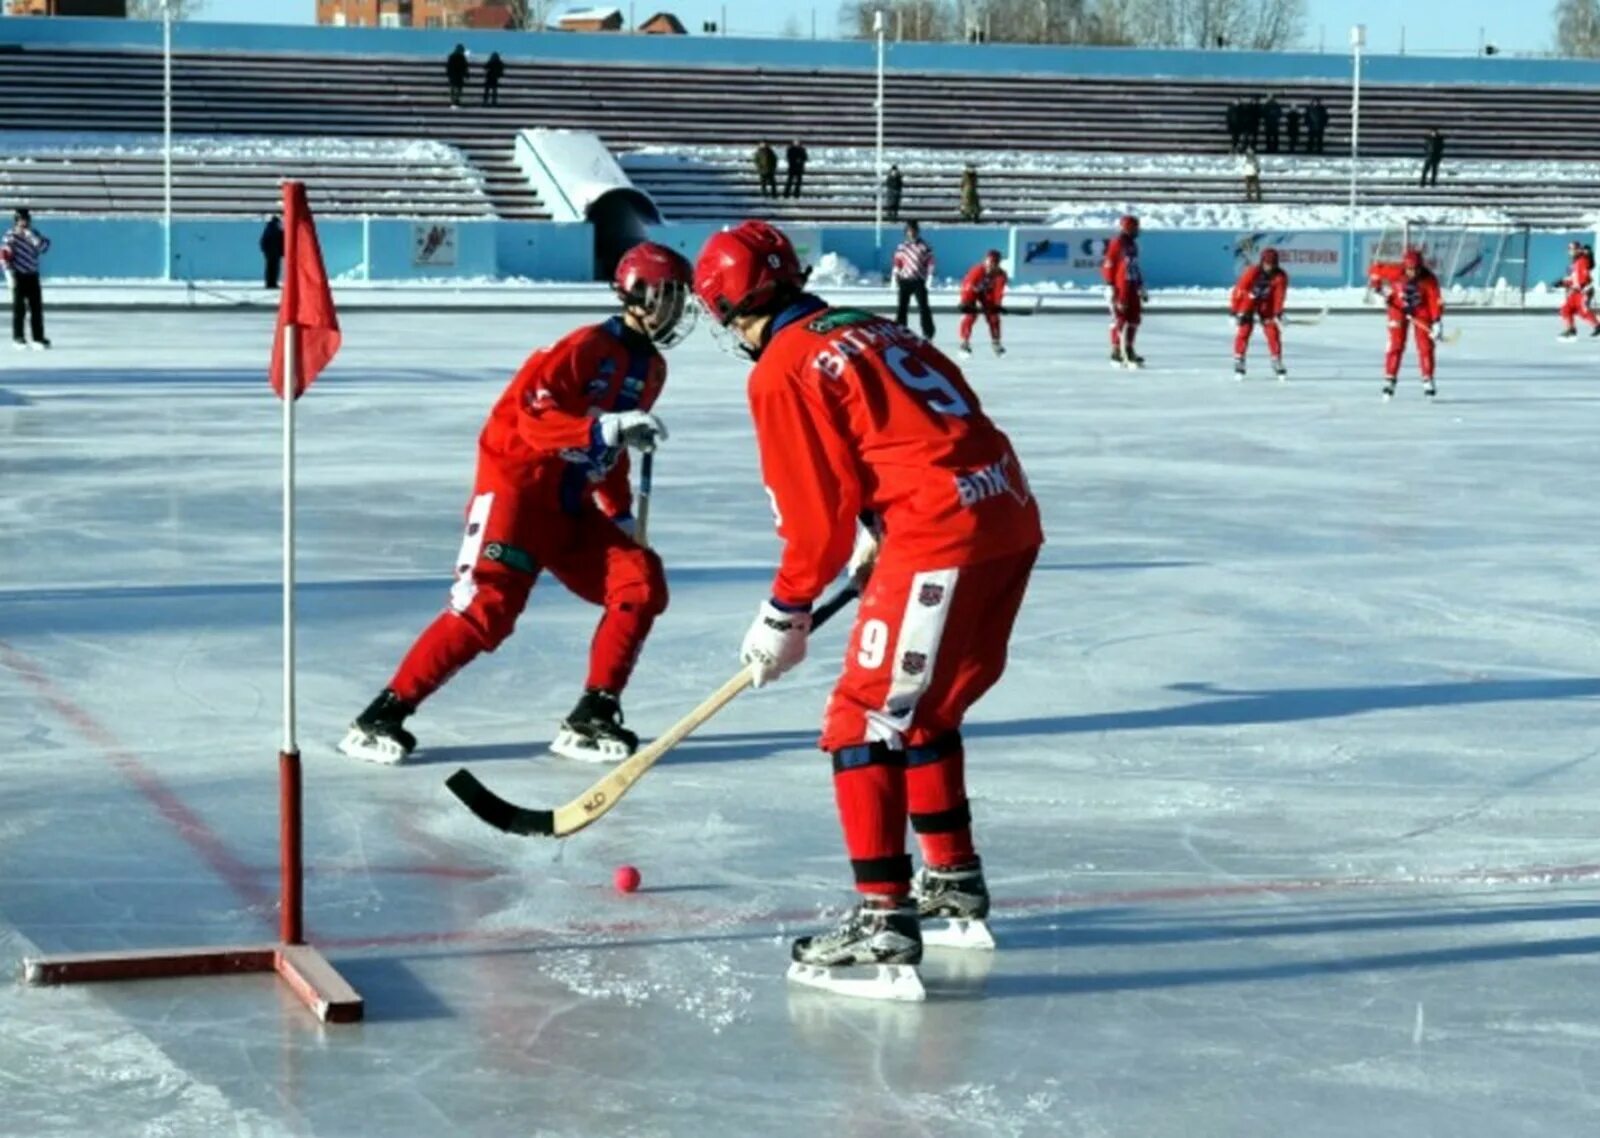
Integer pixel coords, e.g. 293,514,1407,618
624,148,1600,228
0,137,495,218
4,43,1600,225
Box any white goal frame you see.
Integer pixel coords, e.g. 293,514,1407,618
1373,221,1533,307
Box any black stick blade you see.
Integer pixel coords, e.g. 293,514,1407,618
445,769,555,837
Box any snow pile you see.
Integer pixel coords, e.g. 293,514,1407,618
808,251,875,286
1043,201,1517,229
0,131,468,168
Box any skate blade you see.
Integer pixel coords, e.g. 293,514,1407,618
786,961,926,1002
336,727,409,766
920,917,996,951
549,728,630,765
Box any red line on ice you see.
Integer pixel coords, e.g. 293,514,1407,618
0,639,274,915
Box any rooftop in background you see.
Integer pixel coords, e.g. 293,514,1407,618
3,13,1597,87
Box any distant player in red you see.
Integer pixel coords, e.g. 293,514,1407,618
1100,214,1146,368
338,244,695,765
1369,248,1444,400
957,249,1008,358
1230,247,1289,380
1556,240,1598,340
693,220,1043,988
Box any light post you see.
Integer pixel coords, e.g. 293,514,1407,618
874,9,885,255
163,0,173,282
1348,23,1364,227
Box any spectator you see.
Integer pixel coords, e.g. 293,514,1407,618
753,141,778,198
1263,94,1282,154
446,44,468,108
1226,99,1242,153
884,163,903,221
1305,97,1328,154
1245,95,1264,151
959,163,981,222
891,219,936,340
2,207,50,349
783,139,808,198
1285,105,1302,154
483,51,504,106
1420,128,1445,188
1241,148,1262,203
259,212,284,290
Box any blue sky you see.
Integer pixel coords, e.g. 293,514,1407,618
178,0,1556,54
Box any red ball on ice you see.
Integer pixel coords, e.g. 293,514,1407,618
613,865,641,893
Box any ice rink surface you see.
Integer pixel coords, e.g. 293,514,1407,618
3,304,1599,1137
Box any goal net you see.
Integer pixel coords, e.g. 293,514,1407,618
1372,222,1532,306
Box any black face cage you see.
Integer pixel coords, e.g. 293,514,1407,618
624,279,697,347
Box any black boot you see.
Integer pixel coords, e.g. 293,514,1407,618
338,688,417,764
551,688,638,763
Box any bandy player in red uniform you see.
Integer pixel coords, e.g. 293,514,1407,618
1369,248,1444,400
956,249,1008,358
1230,247,1288,381
339,244,694,765
1556,240,1598,340
1100,213,1146,368
693,220,1042,991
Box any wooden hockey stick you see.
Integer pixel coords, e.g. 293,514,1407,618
446,582,862,839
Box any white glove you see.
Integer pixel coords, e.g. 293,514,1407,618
847,522,881,586
597,410,667,452
740,600,812,688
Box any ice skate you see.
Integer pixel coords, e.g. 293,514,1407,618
549,688,637,763
1233,355,1246,381
957,340,972,357
11,339,24,351
787,896,925,1002
1272,356,1287,381
1590,325,1600,338
915,860,996,951
337,688,417,765
1381,378,1396,402
991,341,1006,357
1558,328,1577,341
28,339,48,351
1110,346,1124,368
1123,350,1146,370
1423,379,1437,399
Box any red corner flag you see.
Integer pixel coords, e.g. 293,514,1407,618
270,181,341,400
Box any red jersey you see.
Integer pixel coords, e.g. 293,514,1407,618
477,317,665,517
1563,253,1594,293
747,298,1043,607
959,263,1008,309
1369,263,1444,324
1100,233,1142,293
1231,264,1288,315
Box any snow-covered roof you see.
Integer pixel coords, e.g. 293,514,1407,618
557,6,623,20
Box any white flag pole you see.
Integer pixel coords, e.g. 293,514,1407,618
282,323,297,756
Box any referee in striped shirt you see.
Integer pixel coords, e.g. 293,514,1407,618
2,207,51,349
892,219,937,341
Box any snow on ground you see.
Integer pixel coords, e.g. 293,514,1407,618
4,304,1600,1136
0,130,469,168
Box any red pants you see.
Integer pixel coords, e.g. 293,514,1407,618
1385,317,1436,381
821,546,1037,896
1109,290,1142,352
1233,311,1282,359
388,461,667,706
1560,289,1598,330
958,304,1001,343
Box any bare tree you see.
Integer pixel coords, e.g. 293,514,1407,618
1117,0,1306,50
1555,0,1600,56
126,0,207,17
839,0,1297,46
839,0,960,41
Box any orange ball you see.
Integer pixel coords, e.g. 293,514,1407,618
613,865,641,893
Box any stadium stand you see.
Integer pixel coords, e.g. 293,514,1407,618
3,44,1600,225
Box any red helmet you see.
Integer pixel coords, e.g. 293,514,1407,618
693,220,808,329
1260,247,1280,269
1119,215,1140,236
613,241,696,347
985,248,1002,263
1401,248,1424,272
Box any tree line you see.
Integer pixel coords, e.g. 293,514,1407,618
839,0,1309,48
